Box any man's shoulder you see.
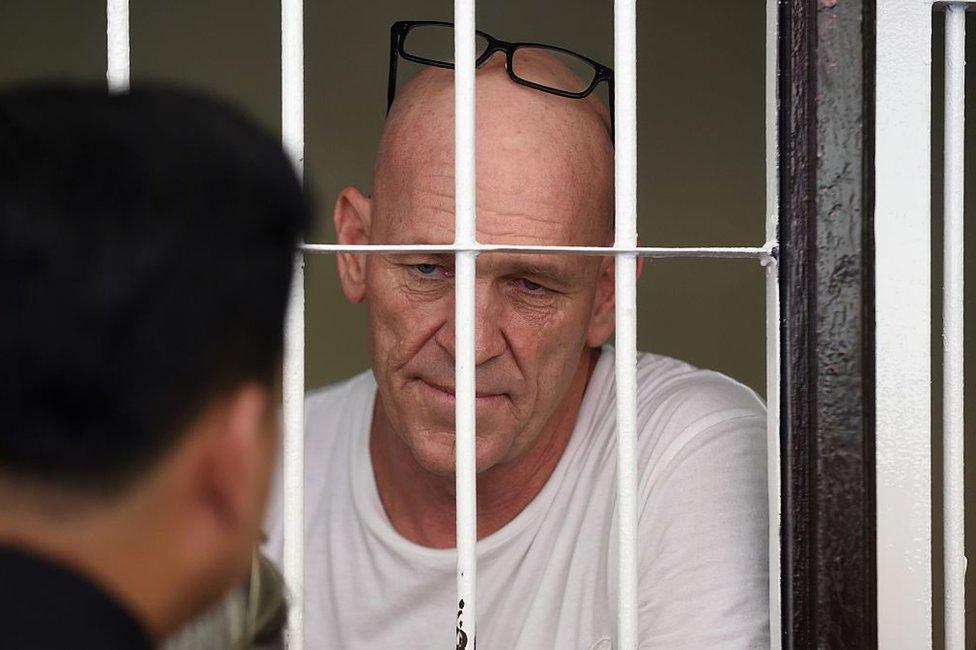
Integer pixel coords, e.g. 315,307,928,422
580,348,765,453
627,351,766,478
633,350,766,424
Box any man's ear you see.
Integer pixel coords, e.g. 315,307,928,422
334,186,372,304
586,256,617,347
585,253,646,348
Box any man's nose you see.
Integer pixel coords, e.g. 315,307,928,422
434,282,506,366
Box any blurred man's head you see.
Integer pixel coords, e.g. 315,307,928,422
0,87,307,637
335,52,625,477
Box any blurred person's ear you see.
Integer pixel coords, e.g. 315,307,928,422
334,186,372,303
180,382,277,597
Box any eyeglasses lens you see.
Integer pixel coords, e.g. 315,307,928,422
402,24,490,65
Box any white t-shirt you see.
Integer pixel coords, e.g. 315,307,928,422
265,347,769,649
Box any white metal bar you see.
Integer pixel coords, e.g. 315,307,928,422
764,0,781,642
875,1,933,646
282,261,305,650
453,0,478,645
614,0,639,647
299,243,773,259
106,0,129,92
943,5,966,648
763,258,781,648
281,0,305,647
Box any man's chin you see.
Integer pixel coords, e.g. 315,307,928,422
402,426,509,477
400,427,456,476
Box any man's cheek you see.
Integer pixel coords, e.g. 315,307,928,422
509,303,582,348
372,304,444,370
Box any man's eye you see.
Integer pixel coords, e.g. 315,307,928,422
520,279,546,292
416,264,439,276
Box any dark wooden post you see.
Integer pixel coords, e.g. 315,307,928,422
778,0,877,646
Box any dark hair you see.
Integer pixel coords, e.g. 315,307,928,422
0,86,309,494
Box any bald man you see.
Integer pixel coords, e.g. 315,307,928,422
266,53,769,649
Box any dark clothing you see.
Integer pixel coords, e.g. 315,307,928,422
0,545,153,649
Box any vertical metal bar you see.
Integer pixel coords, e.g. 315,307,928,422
613,0,638,647
943,6,966,649
106,0,129,92
875,1,932,646
453,0,478,646
764,255,782,649
281,0,305,647
764,0,782,645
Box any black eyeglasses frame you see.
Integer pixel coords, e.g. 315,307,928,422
387,20,615,134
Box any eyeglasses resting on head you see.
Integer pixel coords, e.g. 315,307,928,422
386,20,615,137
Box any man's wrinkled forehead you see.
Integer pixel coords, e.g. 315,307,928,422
370,55,613,245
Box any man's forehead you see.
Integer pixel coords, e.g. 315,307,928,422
374,171,606,246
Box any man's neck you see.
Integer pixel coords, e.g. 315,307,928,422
369,347,600,548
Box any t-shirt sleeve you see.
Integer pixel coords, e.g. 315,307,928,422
635,375,769,649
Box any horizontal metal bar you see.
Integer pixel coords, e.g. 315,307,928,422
301,242,776,260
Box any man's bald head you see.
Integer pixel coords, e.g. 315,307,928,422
370,51,614,246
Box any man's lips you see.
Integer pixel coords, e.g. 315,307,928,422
418,378,506,400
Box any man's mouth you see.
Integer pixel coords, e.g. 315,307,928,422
419,378,506,400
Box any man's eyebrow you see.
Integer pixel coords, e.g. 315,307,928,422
370,236,454,246
501,259,579,285
382,251,454,265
